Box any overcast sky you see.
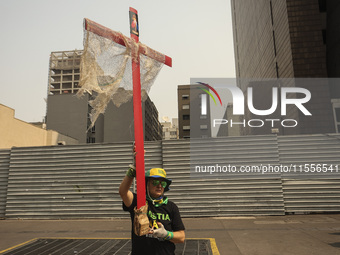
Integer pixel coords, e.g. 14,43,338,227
0,0,235,123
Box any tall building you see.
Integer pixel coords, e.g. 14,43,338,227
177,85,212,139
46,50,162,143
48,50,82,95
161,118,179,140
231,0,339,135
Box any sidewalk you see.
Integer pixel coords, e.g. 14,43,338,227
0,214,339,255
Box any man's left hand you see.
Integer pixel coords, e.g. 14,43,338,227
150,222,168,239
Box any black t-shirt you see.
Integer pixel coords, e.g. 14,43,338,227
123,193,185,255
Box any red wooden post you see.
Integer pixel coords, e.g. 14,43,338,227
129,7,146,209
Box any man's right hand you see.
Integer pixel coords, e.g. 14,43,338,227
126,164,136,178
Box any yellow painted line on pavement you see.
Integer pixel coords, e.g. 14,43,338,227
187,238,220,255
209,238,220,255
0,238,38,254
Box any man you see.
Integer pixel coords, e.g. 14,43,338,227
119,163,185,255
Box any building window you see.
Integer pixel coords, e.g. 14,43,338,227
335,108,340,121
183,126,190,131
182,95,189,99
273,31,277,56
335,107,340,133
200,125,208,130
270,0,274,25
182,105,190,110
183,115,190,120
87,137,96,143
318,0,326,12
200,93,207,115
332,100,340,133
322,29,326,44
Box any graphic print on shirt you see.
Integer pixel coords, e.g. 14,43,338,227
148,210,171,229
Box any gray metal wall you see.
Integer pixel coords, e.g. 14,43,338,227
0,134,339,219
0,150,10,218
278,134,340,213
187,135,285,217
5,143,133,219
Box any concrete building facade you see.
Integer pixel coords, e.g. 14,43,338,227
0,104,78,149
177,85,191,139
177,85,212,139
231,0,339,135
46,50,162,143
161,118,179,140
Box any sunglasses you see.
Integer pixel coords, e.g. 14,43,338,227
151,179,168,188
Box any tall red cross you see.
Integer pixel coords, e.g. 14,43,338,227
84,8,172,209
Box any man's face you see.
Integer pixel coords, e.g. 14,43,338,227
147,178,166,198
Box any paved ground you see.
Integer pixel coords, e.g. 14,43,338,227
0,214,340,255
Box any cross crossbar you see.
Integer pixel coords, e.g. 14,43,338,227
84,18,172,67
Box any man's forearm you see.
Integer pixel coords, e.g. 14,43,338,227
119,175,134,196
170,230,185,243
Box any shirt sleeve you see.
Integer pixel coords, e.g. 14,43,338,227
170,202,185,232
